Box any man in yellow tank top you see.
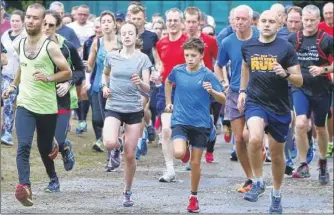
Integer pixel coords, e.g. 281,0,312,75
2,3,71,207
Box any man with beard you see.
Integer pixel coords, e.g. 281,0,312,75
2,3,72,207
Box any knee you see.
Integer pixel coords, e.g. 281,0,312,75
174,149,185,160
17,143,31,156
295,117,308,132
270,151,284,164
103,138,120,151
248,135,263,151
190,158,200,167
124,146,135,162
315,126,327,134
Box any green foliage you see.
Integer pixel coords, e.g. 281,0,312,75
21,0,44,10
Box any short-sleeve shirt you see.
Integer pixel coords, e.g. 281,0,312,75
241,37,299,115
168,64,224,128
200,33,218,71
288,31,333,96
140,30,159,65
104,50,152,113
56,25,81,49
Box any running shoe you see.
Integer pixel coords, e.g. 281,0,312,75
318,159,330,185
205,152,214,163
187,195,200,213
76,120,87,134
291,139,297,159
326,144,333,157
48,138,59,160
147,125,156,142
92,138,104,152
237,179,253,193
44,177,60,193
140,134,148,156
292,162,310,178
224,127,232,143
243,181,266,202
285,158,294,176
230,149,238,161
105,152,115,172
159,171,176,183
1,132,14,146
269,190,283,214
123,190,134,207
62,140,75,171
15,184,33,207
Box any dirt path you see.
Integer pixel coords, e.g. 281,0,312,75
1,120,333,213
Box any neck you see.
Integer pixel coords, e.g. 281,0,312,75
169,31,183,41
138,26,145,35
76,21,86,26
303,29,318,37
187,64,201,72
11,29,23,36
187,30,201,38
236,28,252,40
103,33,114,41
51,34,58,44
27,32,43,44
326,21,333,27
259,34,276,44
122,46,136,56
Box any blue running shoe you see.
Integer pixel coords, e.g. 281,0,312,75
62,140,75,171
123,190,134,207
1,132,14,146
269,191,283,214
141,129,148,156
75,121,87,134
291,139,297,159
44,177,60,193
147,125,156,142
285,158,294,176
243,181,265,202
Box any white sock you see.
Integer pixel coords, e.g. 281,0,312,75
272,189,281,197
166,161,174,173
255,177,264,186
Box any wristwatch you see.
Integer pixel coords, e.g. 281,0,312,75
239,89,246,93
46,76,52,82
283,72,291,79
324,67,328,73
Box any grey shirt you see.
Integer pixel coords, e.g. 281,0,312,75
104,50,152,113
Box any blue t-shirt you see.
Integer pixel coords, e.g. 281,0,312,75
241,37,299,115
57,25,81,49
168,64,224,128
216,25,234,46
217,29,259,92
277,27,290,41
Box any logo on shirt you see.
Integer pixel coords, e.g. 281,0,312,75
20,62,27,67
34,63,47,70
251,54,277,72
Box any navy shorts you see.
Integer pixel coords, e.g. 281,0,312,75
156,84,175,116
172,124,210,150
105,110,144,125
292,89,330,127
245,102,291,143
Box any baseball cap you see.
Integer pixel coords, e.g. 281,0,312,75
115,12,125,21
1,1,6,9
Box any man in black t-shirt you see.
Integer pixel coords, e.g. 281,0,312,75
288,5,333,183
238,10,302,214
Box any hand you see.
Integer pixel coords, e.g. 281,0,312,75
131,73,142,85
309,65,325,77
83,82,91,91
273,62,287,78
2,86,15,99
102,86,111,98
33,71,48,82
237,92,247,113
203,81,213,94
222,81,229,92
165,103,173,113
82,60,88,68
150,72,161,84
56,82,71,97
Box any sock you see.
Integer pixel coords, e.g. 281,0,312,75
272,189,281,197
166,161,174,173
191,191,197,196
256,177,264,186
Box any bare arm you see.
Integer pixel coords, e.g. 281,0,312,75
239,60,249,91
1,53,7,66
210,89,226,104
137,69,150,94
153,47,162,72
102,66,111,87
87,39,98,73
286,64,303,87
47,42,72,82
165,78,173,105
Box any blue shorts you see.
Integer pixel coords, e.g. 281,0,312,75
172,124,210,150
245,102,291,143
156,84,175,116
292,89,330,127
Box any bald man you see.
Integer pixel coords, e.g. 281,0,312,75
319,2,333,36
239,10,302,213
270,3,287,27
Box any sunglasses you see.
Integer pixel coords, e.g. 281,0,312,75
44,22,56,28
208,33,214,36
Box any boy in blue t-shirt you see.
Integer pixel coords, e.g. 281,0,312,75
165,37,225,213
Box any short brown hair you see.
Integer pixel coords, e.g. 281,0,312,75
130,5,146,15
182,37,205,54
100,10,116,24
11,10,25,22
27,3,46,18
287,6,302,16
184,6,201,21
45,10,62,27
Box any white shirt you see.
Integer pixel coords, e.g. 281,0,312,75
67,21,95,47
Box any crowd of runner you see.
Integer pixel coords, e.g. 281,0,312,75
0,0,333,214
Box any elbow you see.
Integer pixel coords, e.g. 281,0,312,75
67,69,73,79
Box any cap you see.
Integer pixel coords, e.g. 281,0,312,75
1,1,6,9
115,12,125,21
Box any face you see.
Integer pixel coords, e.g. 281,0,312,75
185,13,200,36
130,11,145,30
229,11,236,29
94,22,102,37
42,14,57,37
100,14,115,34
116,19,123,29
234,9,252,33
152,22,163,38
286,11,302,33
258,12,279,38
251,18,259,27
62,16,72,25
202,26,214,36
25,7,44,36
161,29,168,38
120,23,137,47
77,7,89,25
126,5,137,22
323,4,334,26
52,5,64,18
302,11,320,34
184,48,203,69
10,14,24,32
166,11,183,35
152,16,163,23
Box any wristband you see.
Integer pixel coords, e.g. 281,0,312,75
283,72,291,79
239,89,246,93
10,84,17,90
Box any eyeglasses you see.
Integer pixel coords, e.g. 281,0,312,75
44,22,56,28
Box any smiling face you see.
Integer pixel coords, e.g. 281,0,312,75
166,11,183,35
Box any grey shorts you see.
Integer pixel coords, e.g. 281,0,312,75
225,88,245,121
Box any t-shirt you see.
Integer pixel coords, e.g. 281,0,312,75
0,19,10,38
67,21,95,47
1,42,6,53
216,25,234,46
156,33,188,83
242,37,299,115
318,21,334,36
277,27,290,41
288,31,333,96
200,32,218,71
217,30,259,92
168,64,224,128
56,25,81,49
140,30,159,65
104,50,152,113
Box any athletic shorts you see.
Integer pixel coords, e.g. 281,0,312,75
172,124,210,150
292,89,330,127
156,84,175,116
245,102,291,143
105,110,144,125
225,88,244,121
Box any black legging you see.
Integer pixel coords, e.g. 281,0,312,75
89,91,106,141
76,100,90,121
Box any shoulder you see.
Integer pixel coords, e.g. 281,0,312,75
173,64,186,71
287,32,297,41
156,37,168,47
221,33,235,45
201,33,216,44
242,37,257,49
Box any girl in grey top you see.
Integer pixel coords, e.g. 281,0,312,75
101,22,151,207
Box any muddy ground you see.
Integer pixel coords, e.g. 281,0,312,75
1,116,333,214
